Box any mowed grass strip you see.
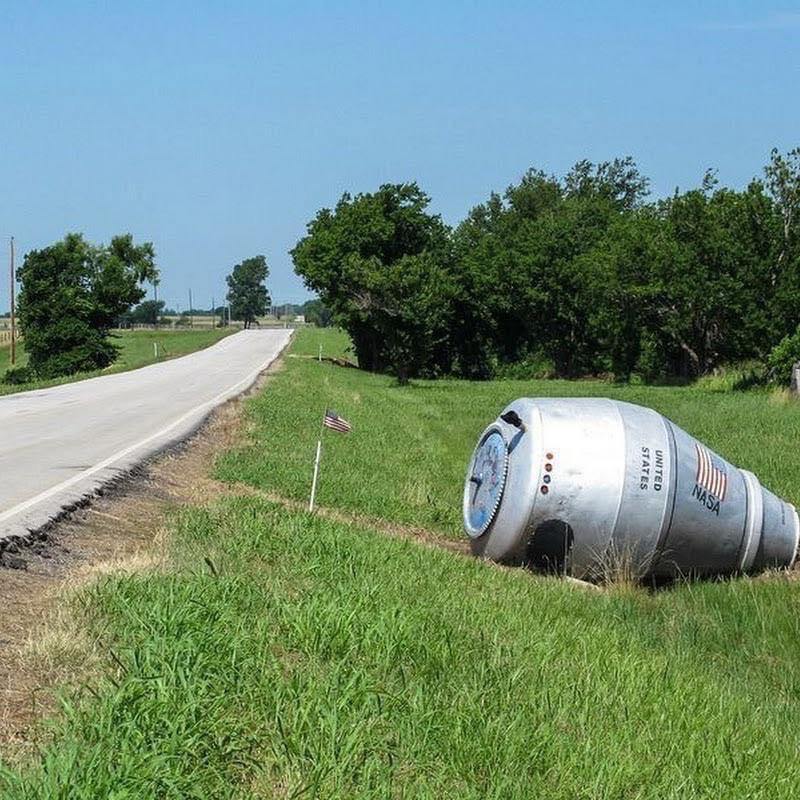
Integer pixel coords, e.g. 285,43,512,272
0,328,234,397
218,328,800,537
2,498,800,798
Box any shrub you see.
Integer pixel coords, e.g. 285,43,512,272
3,365,35,385
694,362,767,392
766,327,800,385
493,352,555,380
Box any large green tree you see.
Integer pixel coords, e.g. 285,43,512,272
764,147,800,335
452,159,650,377
648,178,782,377
291,183,455,382
226,256,270,328
17,233,157,379
290,150,800,384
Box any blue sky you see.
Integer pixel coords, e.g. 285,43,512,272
1,1,798,310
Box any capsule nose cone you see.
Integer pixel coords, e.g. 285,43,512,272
753,485,800,571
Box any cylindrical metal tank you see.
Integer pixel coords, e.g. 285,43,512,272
463,398,799,579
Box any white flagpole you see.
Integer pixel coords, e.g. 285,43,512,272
309,438,322,512
309,409,327,512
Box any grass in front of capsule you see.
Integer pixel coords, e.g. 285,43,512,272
3,498,800,798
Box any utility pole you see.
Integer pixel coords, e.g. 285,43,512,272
212,295,215,328
9,236,16,366
188,289,193,328
153,279,159,329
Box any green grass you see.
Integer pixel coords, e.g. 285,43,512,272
218,327,800,537
0,328,235,397
4,327,800,797
3,499,800,798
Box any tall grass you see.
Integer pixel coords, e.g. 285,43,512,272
3,499,800,797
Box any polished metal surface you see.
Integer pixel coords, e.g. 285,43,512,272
464,398,799,579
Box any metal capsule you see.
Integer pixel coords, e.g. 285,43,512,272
463,398,799,579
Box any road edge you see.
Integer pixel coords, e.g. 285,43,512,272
0,331,294,558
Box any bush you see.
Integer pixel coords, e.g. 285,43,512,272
3,365,35,385
694,362,767,392
34,337,118,379
493,352,555,380
767,327,800,385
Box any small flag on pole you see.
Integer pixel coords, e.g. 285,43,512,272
323,409,352,433
309,409,353,512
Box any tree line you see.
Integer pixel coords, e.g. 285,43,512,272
292,149,800,384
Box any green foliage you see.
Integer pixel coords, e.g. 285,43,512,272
301,298,333,327
452,164,645,378
767,326,800,385
1,365,34,385
456,158,792,380
294,149,800,382
491,351,554,380
16,233,158,379
226,255,270,328
693,362,767,393
121,299,165,325
292,183,455,383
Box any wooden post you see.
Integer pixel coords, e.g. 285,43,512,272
9,236,15,366
791,361,800,395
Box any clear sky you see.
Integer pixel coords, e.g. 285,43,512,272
1,1,798,311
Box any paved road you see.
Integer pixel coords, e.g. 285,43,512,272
0,329,292,542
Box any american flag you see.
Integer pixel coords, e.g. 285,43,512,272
695,442,727,500
323,409,352,433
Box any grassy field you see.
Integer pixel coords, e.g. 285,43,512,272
218,328,800,537
3,328,800,797
0,328,234,397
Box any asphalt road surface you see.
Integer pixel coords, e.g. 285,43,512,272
0,329,292,543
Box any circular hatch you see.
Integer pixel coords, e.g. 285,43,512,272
463,427,509,538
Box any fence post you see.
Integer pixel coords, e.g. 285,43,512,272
791,361,800,395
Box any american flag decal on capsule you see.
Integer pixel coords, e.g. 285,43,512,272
695,443,727,501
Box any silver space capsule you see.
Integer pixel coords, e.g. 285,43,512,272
463,398,799,579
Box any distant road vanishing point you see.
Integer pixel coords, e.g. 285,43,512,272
0,329,292,543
